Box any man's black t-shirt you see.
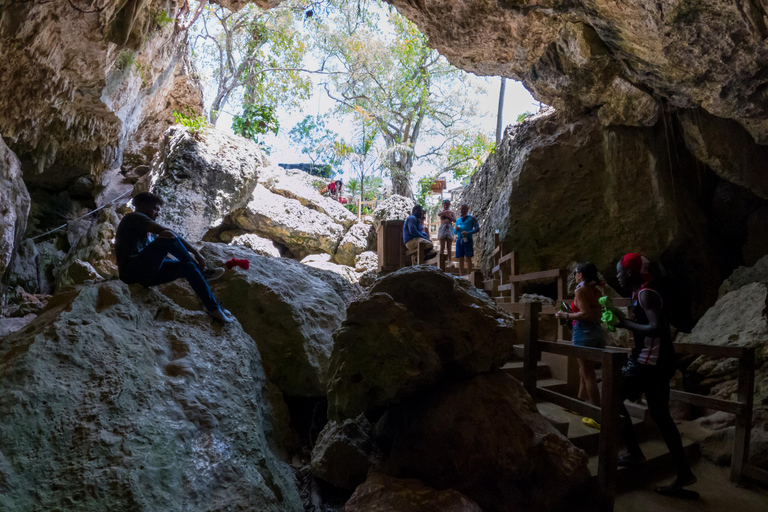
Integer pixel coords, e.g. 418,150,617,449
115,212,153,268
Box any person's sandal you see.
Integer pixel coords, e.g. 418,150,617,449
582,417,600,429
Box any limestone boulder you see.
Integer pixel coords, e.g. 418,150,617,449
197,243,347,397
0,135,30,281
231,184,345,260
719,255,768,297
138,126,264,240
377,372,590,512
301,253,360,285
327,267,515,420
679,283,768,366
346,473,482,512
229,233,282,258
0,281,302,512
56,206,121,289
259,165,356,228
463,110,722,317
372,195,414,230
334,222,375,267
310,415,375,490
354,251,378,274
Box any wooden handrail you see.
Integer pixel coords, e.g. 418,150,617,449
537,340,606,363
669,389,745,415
673,342,746,359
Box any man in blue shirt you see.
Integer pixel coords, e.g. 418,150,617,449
454,204,479,276
403,205,437,262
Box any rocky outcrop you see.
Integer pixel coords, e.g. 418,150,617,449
346,473,483,512
372,195,414,230
679,110,768,200
229,233,282,258
0,281,302,512
197,243,347,397
138,127,264,240
462,110,727,317
231,184,346,260
334,221,375,267
719,254,768,296
310,415,375,490
327,267,515,420
0,135,29,283
0,1,203,190
300,253,360,285
377,373,590,512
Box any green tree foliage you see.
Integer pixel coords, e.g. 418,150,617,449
189,1,312,126
231,104,279,149
444,132,495,180
516,111,535,123
308,0,486,197
288,115,338,172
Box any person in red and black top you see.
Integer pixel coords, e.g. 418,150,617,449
615,253,696,495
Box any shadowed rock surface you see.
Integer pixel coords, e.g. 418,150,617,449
0,281,302,512
376,372,590,512
345,473,483,512
310,415,376,490
327,267,515,420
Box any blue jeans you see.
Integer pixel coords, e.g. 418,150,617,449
572,321,606,348
119,237,219,312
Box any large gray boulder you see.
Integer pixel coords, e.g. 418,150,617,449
327,267,515,420
138,126,264,240
0,135,30,283
198,243,347,397
231,184,346,260
0,281,302,512
377,372,590,512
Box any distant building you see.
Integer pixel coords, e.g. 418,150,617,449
278,163,333,178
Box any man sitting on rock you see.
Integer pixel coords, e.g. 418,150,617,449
115,192,233,323
403,205,438,262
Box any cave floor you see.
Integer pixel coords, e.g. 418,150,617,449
613,459,767,512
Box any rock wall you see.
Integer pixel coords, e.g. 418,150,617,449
0,135,29,285
0,0,203,196
462,109,751,316
0,281,302,511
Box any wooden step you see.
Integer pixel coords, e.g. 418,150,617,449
502,360,551,380
587,437,698,484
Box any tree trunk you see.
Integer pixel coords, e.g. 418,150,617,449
496,77,507,146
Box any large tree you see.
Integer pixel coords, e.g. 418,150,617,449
189,0,312,125
309,1,484,197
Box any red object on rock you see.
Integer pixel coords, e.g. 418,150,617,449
226,258,250,270
339,197,348,205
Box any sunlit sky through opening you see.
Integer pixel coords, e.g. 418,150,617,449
199,1,540,195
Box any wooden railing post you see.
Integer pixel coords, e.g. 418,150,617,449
731,347,755,483
522,302,541,397
598,350,625,512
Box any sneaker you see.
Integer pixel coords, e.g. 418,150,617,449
203,267,226,283
209,307,234,323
